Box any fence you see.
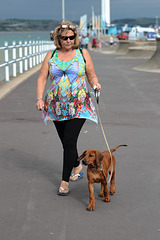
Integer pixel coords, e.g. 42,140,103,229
0,40,55,82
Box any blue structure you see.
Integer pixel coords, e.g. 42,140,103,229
108,26,117,35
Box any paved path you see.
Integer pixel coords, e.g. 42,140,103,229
0,51,160,240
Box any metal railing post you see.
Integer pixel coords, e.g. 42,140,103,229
36,41,39,65
33,41,36,67
39,41,42,63
4,41,9,82
41,41,44,61
12,41,17,77
29,40,32,69
19,41,23,74
24,41,28,71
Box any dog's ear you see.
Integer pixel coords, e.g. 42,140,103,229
95,151,103,168
77,151,86,161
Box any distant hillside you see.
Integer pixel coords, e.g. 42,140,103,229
112,18,158,27
0,18,158,31
0,19,79,31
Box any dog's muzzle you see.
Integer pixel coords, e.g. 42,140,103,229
82,159,87,166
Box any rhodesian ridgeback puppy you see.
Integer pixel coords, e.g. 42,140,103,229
78,145,127,211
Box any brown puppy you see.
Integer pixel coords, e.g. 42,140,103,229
78,145,127,211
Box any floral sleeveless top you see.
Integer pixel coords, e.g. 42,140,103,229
42,49,97,124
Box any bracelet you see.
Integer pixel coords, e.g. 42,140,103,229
36,98,43,102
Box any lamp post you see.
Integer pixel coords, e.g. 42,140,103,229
101,0,111,27
156,16,158,26
62,0,65,21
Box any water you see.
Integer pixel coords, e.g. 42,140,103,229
0,31,50,46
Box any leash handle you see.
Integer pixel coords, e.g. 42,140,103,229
93,85,100,104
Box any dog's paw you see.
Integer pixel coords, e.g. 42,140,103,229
103,196,110,202
87,204,95,211
110,186,115,195
99,192,104,198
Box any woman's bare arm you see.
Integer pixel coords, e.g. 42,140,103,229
82,49,101,91
36,51,52,110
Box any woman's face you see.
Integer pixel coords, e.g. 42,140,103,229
59,30,75,50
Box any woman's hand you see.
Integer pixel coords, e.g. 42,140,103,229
93,82,101,92
36,99,44,111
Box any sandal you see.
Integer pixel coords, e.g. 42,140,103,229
57,186,69,196
69,172,84,182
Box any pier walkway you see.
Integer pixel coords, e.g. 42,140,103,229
0,49,160,240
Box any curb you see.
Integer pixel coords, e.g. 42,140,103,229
0,65,41,101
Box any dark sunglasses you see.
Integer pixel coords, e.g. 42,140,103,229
60,35,76,41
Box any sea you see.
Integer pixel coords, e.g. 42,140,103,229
0,31,51,82
0,31,50,46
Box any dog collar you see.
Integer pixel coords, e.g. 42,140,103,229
89,163,103,171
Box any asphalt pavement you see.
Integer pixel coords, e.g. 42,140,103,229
0,48,160,240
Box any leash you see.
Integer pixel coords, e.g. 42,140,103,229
93,85,113,184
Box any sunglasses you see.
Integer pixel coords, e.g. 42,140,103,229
61,24,76,30
60,35,76,41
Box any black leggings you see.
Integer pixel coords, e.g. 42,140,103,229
54,118,86,182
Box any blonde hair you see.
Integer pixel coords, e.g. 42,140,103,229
51,21,80,49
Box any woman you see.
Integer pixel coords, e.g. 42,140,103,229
36,21,101,196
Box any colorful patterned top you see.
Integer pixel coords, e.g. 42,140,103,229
42,49,97,124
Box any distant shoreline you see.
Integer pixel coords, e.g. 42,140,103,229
0,19,79,32
0,18,157,32
0,30,50,33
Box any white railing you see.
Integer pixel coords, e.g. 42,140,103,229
0,40,55,82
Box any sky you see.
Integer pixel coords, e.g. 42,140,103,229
0,0,160,22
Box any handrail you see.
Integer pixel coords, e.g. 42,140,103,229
0,40,55,82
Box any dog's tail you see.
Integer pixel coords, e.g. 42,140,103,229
110,145,127,153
